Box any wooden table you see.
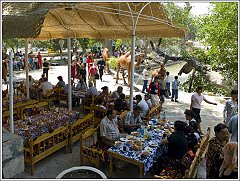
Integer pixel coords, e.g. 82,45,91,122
108,150,144,178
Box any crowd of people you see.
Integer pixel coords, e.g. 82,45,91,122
2,47,238,179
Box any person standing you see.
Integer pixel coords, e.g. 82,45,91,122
42,58,50,79
148,77,160,106
228,114,238,142
79,62,87,87
97,56,105,81
223,90,238,125
71,60,77,82
34,57,38,69
165,71,171,98
171,76,180,102
88,63,98,87
190,85,217,134
86,53,93,74
142,66,151,93
37,51,42,69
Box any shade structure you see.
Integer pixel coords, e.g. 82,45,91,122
2,2,185,39
2,2,186,132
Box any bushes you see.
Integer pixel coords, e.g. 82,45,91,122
108,56,118,70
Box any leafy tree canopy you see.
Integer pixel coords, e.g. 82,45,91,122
196,2,238,83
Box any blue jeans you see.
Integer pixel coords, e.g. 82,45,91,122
172,89,178,100
166,82,171,97
142,80,148,92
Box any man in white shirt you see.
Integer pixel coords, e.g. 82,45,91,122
135,94,149,118
144,94,153,109
39,77,53,94
100,109,120,146
190,86,217,134
142,67,151,93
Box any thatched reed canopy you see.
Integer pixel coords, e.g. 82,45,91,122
2,2,185,40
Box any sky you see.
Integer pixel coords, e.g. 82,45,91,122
175,2,211,16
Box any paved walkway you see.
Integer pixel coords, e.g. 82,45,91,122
8,65,225,179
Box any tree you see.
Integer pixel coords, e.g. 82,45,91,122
2,38,25,53
196,2,238,86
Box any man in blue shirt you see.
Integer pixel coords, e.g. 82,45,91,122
228,114,238,142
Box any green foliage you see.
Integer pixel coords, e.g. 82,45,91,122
180,72,230,96
115,39,123,50
108,56,118,70
196,2,238,84
163,2,197,40
33,40,51,49
2,38,25,53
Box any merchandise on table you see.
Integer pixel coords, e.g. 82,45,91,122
3,108,80,144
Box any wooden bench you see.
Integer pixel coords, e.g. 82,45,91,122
183,127,211,179
68,114,94,152
80,126,103,168
86,105,107,127
24,126,69,175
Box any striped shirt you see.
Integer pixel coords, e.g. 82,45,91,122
100,116,120,141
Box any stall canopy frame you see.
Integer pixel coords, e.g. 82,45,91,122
2,1,185,133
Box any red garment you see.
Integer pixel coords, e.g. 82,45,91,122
148,81,160,96
71,63,76,79
89,66,98,76
86,58,93,73
37,54,42,69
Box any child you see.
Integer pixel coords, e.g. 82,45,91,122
165,71,171,98
171,76,179,102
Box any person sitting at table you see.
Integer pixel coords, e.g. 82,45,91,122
120,105,143,134
100,109,121,146
39,77,53,95
23,75,35,89
76,78,87,91
184,109,197,124
96,86,113,108
184,120,200,152
87,82,100,96
144,94,153,109
55,76,65,88
152,120,188,176
206,123,230,179
65,79,80,107
114,93,129,112
38,74,46,85
135,94,149,118
111,86,124,99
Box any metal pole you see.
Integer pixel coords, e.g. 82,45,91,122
130,34,135,111
9,51,14,133
67,38,72,111
127,2,150,111
25,40,29,99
